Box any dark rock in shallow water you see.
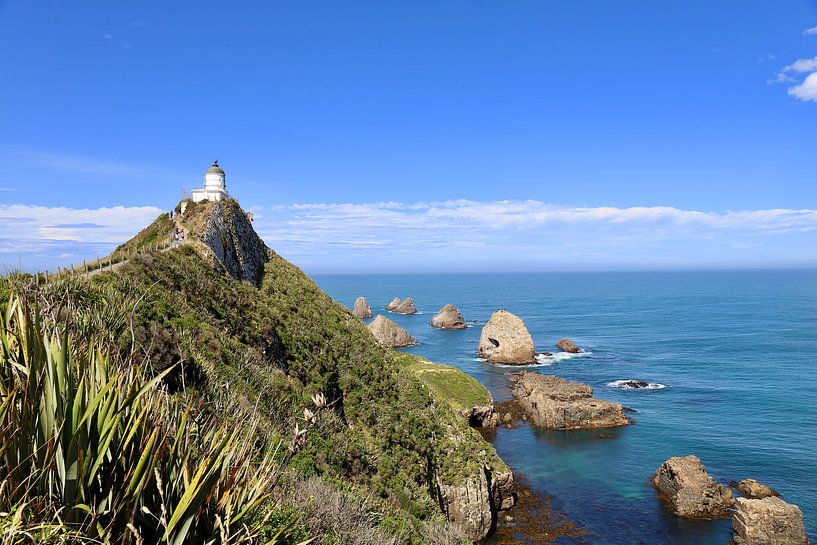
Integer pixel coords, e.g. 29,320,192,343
621,380,650,389
653,455,734,519
732,479,779,500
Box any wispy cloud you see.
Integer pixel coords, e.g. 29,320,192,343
804,25,817,35
250,200,817,272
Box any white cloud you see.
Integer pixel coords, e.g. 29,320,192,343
804,25,817,35
782,56,817,73
788,71,817,102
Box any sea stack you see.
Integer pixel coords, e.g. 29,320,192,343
431,304,467,330
477,310,535,364
652,455,734,519
556,338,581,353
509,372,629,429
729,496,809,545
368,315,416,347
352,296,372,319
386,297,417,314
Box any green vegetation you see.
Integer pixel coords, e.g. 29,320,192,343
1,202,509,544
396,354,492,412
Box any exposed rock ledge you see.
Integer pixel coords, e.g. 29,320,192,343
200,200,269,286
385,297,417,314
652,455,734,519
729,496,810,545
352,296,372,319
556,338,581,353
733,478,779,500
509,372,629,429
367,315,416,347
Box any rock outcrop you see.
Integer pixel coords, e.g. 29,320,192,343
352,296,372,319
386,297,417,314
201,200,269,286
431,304,467,330
509,372,629,429
367,315,416,347
556,338,581,353
729,496,809,545
460,404,499,429
436,467,515,541
734,479,779,500
652,455,734,519
478,310,535,364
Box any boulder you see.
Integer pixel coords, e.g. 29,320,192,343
386,297,417,314
734,479,780,500
509,372,629,429
431,304,467,330
652,455,734,519
729,496,809,545
478,310,535,364
556,338,581,353
352,296,372,319
367,315,416,347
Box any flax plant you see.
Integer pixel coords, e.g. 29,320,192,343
0,293,314,544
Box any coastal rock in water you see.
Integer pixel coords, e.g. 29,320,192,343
556,338,581,353
729,497,809,545
367,315,416,347
478,310,535,364
436,467,515,541
431,304,467,330
509,371,629,429
386,297,417,314
652,455,734,519
734,479,780,500
352,296,372,319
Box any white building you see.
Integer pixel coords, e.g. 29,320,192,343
191,160,229,203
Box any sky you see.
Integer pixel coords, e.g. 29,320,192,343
1,0,817,273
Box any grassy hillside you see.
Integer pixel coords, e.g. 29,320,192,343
1,205,511,544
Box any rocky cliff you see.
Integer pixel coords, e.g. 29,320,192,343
200,199,269,285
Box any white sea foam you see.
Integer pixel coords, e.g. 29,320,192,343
607,379,667,390
535,350,592,364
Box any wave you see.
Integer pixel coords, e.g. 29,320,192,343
535,350,592,364
607,379,667,390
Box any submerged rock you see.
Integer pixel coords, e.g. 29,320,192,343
431,304,467,330
733,479,780,500
729,496,809,545
367,315,416,347
509,372,629,429
478,310,535,364
652,455,734,519
386,297,417,314
352,296,372,319
556,338,581,353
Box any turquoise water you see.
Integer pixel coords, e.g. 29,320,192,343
313,271,817,544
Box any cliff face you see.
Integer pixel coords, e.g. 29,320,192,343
200,200,269,285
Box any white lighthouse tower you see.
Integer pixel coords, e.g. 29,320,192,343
191,160,229,203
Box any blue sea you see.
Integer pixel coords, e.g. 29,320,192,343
314,271,817,545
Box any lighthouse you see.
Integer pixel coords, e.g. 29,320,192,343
191,160,229,203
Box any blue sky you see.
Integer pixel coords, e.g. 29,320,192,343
1,0,817,273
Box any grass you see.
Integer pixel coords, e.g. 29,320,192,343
396,354,492,411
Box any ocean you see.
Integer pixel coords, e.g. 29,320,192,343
313,270,817,545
